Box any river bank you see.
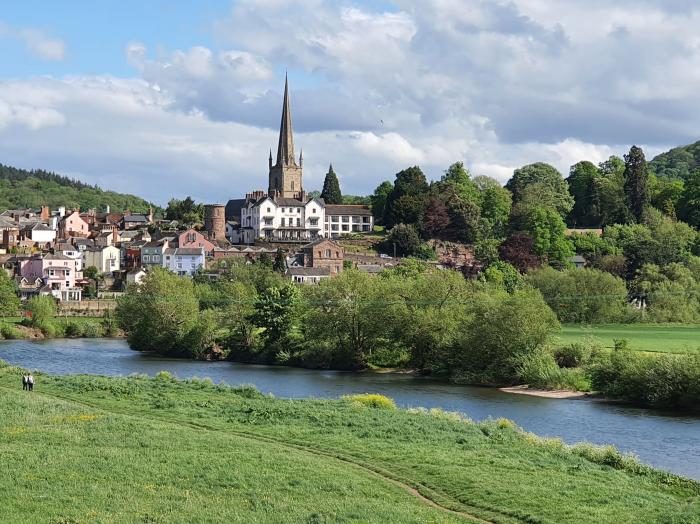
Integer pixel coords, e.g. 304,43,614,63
1,362,698,523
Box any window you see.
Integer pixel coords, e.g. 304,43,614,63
310,218,318,226
281,218,285,227
336,251,340,258
341,216,349,223
281,208,285,213
143,255,150,262
331,224,338,231
291,181,294,191
267,207,271,213
325,249,331,257
297,208,301,213
312,208,316,213
342,225,349,231
296,218,300,227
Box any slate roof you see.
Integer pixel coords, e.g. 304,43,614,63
225,198,246,221
287,267,331,277
324,205,372,216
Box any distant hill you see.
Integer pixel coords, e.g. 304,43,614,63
0,163,159,213
649,140,700,180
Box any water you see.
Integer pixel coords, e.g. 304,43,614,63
2,338,700,480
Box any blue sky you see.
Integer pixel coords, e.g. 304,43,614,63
1,1,699,204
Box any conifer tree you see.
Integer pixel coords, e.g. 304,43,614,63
273,249,287,273
623,145,650,222
320,164,343,204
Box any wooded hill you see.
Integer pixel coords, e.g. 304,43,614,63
649,140,700,180
0,163,158,213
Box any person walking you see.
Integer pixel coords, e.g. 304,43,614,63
27,374,34,392
22,374,28,391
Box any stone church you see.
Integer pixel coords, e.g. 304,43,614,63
226,76,373,244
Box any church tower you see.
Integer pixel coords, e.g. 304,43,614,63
268,74,303,199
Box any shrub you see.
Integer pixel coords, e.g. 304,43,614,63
0,324,21,340
518,349,592,391
154,370,176,382
553,342,597,368
26,296,57,326
343,393,396,409
64,321,84,337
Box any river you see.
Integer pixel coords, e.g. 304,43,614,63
2,338,699,480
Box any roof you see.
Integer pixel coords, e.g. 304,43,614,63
174,248,205,256
303,238,342,249
324,205,372,216
225,198,246,221
571,255,587,263
357,264,384,273
43,253,72,261
31,223,54,231
123,214,148,223
274,197,305,206
287,267,331,277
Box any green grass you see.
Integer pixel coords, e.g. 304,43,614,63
558,324,700,354
1,365,699,523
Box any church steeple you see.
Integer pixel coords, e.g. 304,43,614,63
275,73,296,167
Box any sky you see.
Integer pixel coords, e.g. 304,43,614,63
1,0,700,205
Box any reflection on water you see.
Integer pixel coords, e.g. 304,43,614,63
1,338,700,480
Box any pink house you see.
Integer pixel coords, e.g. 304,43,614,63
20,253,82,301
177,228,215,256
59,211,89,239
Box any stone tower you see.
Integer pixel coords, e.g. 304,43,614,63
268,74,303,199
204,204,226,241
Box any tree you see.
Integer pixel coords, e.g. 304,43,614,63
440,162,480,203
474,175,512,237
251,283,301,350
320,164,343,204
384,224,422,257
370,181,393,225
273,249,286,273
623,145,650,222
595,156,630,225
115,267,203,356
678,170,700,228
384,166,429,227
26,295,56,327
498,233,541,273
445,193,480,243
420,196,450,238
506,163,574,217
567,161,600,227
165,196,204,224
257,252,273,269
0,270,20,316
481,261,522,293
524,206,574,266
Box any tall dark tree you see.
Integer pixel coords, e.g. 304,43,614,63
384,166,429,228
623,145,650,222
273,249,287,273
567,161,600,227
370,181,393,225
420,196,450,238
320,164,343,204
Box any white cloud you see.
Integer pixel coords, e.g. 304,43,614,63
0,22,65,61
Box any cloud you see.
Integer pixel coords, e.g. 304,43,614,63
3,0,700,203
0,22,66,61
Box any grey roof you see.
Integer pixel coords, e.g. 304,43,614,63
274,197,305,206
225,198,246,221
287,267,331,277
123,214,148,223
31,223,54,231
571,255,587,263
324,205,372,216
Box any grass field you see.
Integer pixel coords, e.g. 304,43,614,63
1,364,699,523
558,324,700,354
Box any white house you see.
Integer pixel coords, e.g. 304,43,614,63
83,245,121,274
125,267,147,287
27,223,57,245
163,247,205,277
323,205,374,237
239,194,325,243
54,242,84,277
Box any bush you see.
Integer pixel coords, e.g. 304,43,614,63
517,349,592,391
553,342,598,368
0,324,21,340
27,296,57,327
64,321,84,337
82,322,103,338
343,393,397,409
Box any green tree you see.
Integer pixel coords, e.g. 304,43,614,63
384,224,422,257
384,166,429,227
506,163,574,217
370,181,393,225
27,295,56,327
440,162,480,203
525,206,574,266
474,175,512,238
0,270,20,316
257,252,273,269
567,161,600,227
623,145,650,222
251,283,301,349
678,170,700,228
115,267,203,356
273,249,287,273
595,156,630,225
320,164,343,204
481,261,522,293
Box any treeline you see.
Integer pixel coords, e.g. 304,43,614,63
114,262,700,409
0,163,158,213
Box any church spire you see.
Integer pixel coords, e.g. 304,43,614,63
275,73,296,167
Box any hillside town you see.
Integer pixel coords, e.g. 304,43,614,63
0,78,394,304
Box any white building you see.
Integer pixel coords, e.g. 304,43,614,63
228,77,373,244
83,245,121,274
163,247,205,277
54,243,84,277
27,223,57,244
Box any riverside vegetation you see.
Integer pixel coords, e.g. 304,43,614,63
113,260,700,411
1,360,699,523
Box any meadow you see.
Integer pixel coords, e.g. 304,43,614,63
1,362,699,523
558,324,700,354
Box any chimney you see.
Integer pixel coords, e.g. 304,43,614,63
40,206,50,220
112,225,118,244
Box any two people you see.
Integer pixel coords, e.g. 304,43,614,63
21,373,35,391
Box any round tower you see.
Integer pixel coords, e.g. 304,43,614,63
204,204,226,241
